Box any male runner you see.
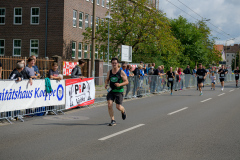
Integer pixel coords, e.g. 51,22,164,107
166,67,175,95
234,66,240,87
105,58,128,126
218,65,228,91
195,63,207,96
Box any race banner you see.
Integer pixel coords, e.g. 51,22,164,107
63,61,78,76
0,80,65,112
65,78,95,109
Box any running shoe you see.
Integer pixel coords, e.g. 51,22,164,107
122,110,127,120
109,120,116,126
211,88,212,90
200,93,203,96
221,88,223,91
170,93,173,95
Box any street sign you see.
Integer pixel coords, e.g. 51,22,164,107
121,45,132,62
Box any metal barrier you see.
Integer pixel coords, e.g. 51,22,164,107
0,73,237,124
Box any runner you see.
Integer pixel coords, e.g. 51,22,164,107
166,67,175,95
218,65,228,91
210,72,216,90
105,58,128,126
234,66,240,88
195,63,207,96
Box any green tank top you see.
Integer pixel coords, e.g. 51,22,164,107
109,69,124,92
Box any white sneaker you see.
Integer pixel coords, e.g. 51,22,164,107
221,88,223,91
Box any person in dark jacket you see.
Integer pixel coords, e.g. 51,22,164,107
0,61,2,79
71,59,85,78
9,63,32,85
183,65,191,88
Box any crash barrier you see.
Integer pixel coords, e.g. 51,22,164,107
0,74,236,124
94,74,237,103
0,78,95,124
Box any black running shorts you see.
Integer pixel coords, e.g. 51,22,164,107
235,76,239,81
220,78,224,82
198,79,204,84
107,91,123,105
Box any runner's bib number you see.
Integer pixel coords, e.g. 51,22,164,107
198,76,203,79
220,74,225,77
168,78,173,81
236,74,239,77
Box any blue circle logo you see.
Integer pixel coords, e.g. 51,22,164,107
57,84,64,101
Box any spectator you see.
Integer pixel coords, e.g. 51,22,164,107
151,66,161,93
9,63,32,85
174,67,179,91
160,65,166,90
192,66,198,89
121,63,127,73
152,63,156,71
132,65,141,98
0,61,2,79
29,55,41,78
71,59,85,78
25,57,38,79
178,68,184,90
17,60,32,80
125,64,133,98
49,62,62,80
183,65,191,88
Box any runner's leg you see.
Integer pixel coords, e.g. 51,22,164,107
108,100,114,120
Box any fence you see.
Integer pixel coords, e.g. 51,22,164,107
0,73,236,124
0,56,54,79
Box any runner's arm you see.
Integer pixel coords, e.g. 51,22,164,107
105,71,110,89
115,70,129,87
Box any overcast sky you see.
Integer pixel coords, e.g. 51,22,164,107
158,0,240,46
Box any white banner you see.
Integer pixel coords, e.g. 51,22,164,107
65,78,95,109
0,80,65,112
121,45,132,62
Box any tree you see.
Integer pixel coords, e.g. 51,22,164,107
83,0,182,69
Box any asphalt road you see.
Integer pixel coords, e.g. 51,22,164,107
1,82,240,160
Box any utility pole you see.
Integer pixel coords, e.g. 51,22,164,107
91,0,96,77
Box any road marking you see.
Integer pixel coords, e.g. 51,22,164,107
201,98,212,103
98,124,145,141
229,89,234,92
218,93,225,96
167,107,188,115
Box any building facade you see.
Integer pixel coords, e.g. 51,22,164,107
0,0,158,60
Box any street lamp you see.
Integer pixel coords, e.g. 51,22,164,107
105,12,112,71
202,18,210,21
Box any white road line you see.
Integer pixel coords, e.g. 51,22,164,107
201,98,212,103
229,89,235,92
218,93,225,96
98,124,145,141
167,107,188,115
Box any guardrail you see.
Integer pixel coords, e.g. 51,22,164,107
0,74,236,124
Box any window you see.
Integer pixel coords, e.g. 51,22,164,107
102,0,105,7
91,15,93,29
13,39,21,56
31,8,40,24
95,46,98,59
14,8,22,25
30,39,39,56
72,41,76,58
78,43,82,58
91,0,93,3
84,44,88,58
0,40,4,55
73,10,77,27
85,14,89,28
0,8,5,25
106,0,109,9
227,54,229,56
97,0,100,5
79,12,83,28
86,0,89,1
96,17,99,31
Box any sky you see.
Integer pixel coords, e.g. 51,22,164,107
158,0,240,46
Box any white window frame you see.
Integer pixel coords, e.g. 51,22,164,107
97,0,100,5
73,10,77,27
0,39,5,55
78,43,82,59
14,7,22,25
102,0,105,7
96,17,99,31
79,12,83,29
31,7,40,25
84,44,88,58
85,14,89,28
13,39,21,56
30,39,39,57
0,8,6,25
91,0,93,3
106,0,109,9
72,41,76,58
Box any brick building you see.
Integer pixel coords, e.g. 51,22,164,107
0,0,158,60
0,0,110,59
224,44,240,67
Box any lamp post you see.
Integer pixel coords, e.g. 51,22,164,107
105,12,112,71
